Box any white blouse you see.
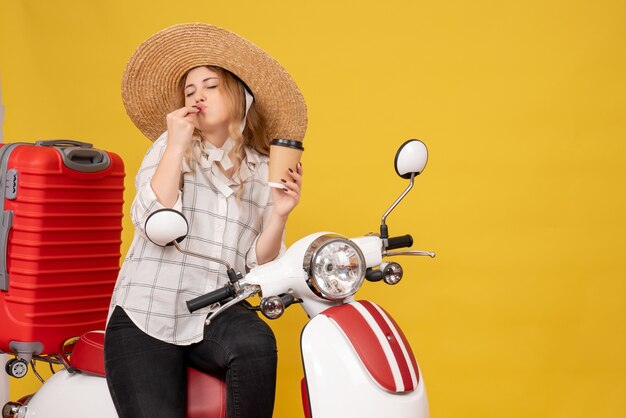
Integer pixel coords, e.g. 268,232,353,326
109,133,284,345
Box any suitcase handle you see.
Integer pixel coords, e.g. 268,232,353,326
35,140,111,172
0,143,22,291
0,211,13,291
61,148,111,172
35,139,94,149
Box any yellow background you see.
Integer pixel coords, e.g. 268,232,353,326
2,0,626,417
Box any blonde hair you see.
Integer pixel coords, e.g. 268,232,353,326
173,66,269,176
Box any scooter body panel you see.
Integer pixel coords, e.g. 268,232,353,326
23,369,117,418
301,303,429,418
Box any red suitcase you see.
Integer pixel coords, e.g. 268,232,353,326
0,140,124,369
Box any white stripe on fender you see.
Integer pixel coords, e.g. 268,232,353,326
371,303,418,389
351,301,404,392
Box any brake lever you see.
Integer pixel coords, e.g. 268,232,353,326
205,285,260,326
383,250,436,258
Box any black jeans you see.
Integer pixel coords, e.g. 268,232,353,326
104,305,278,418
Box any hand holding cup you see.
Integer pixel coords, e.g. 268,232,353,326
268,139,304,189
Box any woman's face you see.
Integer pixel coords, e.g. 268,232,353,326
183,66,231,134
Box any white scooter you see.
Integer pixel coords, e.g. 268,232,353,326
3,139,434,418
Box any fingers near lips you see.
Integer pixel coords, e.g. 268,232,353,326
191,103,205,112
180,106,200,124
169,106,199,121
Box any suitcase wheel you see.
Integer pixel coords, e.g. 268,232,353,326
5,358,29,378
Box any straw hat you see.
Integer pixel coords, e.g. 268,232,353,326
121,23,307,142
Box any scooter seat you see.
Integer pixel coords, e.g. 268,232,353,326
187,368,226,418
70,331,226,418
70,330,106,376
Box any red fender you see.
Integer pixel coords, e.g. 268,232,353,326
322,300,419,393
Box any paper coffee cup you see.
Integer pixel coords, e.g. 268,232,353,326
268,139,304,189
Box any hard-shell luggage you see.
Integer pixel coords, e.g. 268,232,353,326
0,140,124,368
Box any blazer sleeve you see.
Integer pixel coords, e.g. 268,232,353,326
130,133,183,237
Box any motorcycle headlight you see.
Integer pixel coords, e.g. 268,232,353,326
303,234,366,300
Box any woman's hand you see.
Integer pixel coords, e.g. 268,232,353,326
271,162,303,219
165,106,200,151
150,106,199,208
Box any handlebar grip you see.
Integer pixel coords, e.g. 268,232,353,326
365,268,384,282
386,234,414,250
280,293,295,308
186,286,234,313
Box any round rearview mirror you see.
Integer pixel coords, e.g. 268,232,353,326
144,209,189,247
394,139,428,179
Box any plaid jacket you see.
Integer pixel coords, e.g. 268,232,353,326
109,133,284,345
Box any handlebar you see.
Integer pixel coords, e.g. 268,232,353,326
187,285,234,313
386,234,413,250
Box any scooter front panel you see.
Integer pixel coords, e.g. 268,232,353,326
301,313,429,418
323,301,419,392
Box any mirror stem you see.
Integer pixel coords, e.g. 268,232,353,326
172,241,232,270
380,173,415,239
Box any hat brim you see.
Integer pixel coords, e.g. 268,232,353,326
122,23,307,142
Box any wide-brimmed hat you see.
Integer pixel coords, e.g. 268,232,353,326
121,23,307,142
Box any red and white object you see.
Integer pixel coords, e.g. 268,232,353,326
0,140,125,358
2,139,433,418
301,301,428,418
18,331,226,418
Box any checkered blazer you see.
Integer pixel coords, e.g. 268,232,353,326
109,133,284,345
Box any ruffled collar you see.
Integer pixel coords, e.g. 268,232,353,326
196,141,262,197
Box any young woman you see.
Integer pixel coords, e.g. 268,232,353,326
105,23,308,418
